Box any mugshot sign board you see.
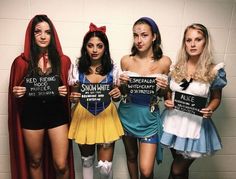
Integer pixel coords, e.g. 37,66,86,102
174,91,208,116
79,83,111,103
24,75,59,97
127,77,156,95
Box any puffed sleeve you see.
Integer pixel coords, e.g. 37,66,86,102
112,62,121,85
68,62,79,86
210,63,227,89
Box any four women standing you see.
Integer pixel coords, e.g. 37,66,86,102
8,15,226,179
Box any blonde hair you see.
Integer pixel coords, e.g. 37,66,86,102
171,23,216,83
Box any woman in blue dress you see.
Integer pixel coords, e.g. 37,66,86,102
160,23,227,179
118,17,171,179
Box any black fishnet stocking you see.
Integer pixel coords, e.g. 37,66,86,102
168,149,195,179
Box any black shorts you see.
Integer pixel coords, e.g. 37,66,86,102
21,96,69,130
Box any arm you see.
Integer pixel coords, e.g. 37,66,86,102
200,64,226,118
59,55,71,97
164,89,174,109
11,57,28,98
156,56,172,96
119,55,130,83
12,86,26,98
120,55,129,71
109,86,121,102
200,89,222,118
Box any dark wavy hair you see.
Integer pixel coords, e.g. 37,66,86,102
131,18,163,60
28,15,61,75
78,31,113,75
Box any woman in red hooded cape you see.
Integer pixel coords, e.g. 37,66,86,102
8,15,74,179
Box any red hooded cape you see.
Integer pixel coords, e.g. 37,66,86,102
8,15,75,179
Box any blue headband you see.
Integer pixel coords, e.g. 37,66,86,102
138,17,159,33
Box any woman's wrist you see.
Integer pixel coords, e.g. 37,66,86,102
112,96,121,102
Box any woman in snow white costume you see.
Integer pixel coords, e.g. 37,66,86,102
68,23,124,179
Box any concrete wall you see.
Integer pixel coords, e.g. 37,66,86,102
1,0,236,178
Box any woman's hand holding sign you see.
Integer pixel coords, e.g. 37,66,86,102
164,99,174,109
156,76,168,97
156,76,168,90
119,73,129,84
109,86,121,102
58,85,67,96
13,86,26,98
200,108,213,118
70,92,81,103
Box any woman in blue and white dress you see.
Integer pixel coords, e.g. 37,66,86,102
68,23,124,179
160,23,227,179
118,17,171,179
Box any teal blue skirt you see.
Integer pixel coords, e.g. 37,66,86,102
118,101,163,163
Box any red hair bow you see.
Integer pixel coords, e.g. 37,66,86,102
89,23,106,34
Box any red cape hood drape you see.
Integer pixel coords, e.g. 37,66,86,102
8,15,75,179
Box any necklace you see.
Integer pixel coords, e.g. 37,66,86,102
90,65,102,74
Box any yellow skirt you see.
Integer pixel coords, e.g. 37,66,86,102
68,102,124,145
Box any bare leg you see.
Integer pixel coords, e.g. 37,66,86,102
48,124,69,179
139,142,156,179
22,129,44,179
97,143,115,161
122,135,139,179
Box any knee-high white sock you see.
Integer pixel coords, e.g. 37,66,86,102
81,155,94,179
97,160,113,179
83,165,93,179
